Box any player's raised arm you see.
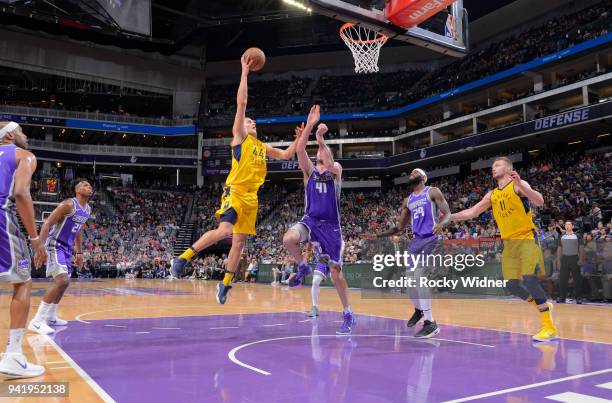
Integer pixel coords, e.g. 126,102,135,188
38,200,73,246
451,191,492,222
315,123,342,178
510,171,544,207
429,187,451,234
232,55,254,146
266,104,320,162
13,149,46,267
364,197,411,239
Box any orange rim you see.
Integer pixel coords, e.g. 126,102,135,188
339,22,388,44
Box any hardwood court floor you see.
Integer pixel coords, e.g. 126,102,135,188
0,279,610,402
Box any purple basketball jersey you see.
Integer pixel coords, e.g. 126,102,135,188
304,169,340,225
0,144,16,212
0,144,30,278
407,186,438,238
47,198,91,253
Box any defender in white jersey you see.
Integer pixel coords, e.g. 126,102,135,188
29,179,92,335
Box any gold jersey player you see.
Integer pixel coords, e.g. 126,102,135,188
171,54,304,305
451,157,558,342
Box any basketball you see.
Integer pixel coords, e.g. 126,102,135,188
243,47,266,71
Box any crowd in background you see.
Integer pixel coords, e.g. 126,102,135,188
79,188,187,278
29,145,611,301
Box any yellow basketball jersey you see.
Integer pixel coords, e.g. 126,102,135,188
490,181,536,240
225,134,267,191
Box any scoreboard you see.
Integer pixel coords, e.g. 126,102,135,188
201,146,232,176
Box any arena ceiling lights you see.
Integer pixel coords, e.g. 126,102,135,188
283,0,313,13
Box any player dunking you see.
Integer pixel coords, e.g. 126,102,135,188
172,54,307,305
451,157,558,342
28,179,92,335
282,109,356,335
365,169,451,338
0,121,46,378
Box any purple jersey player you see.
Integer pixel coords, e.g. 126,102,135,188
0,121,47,378
365,168,451,338
283,105,356,335
29,179,93,335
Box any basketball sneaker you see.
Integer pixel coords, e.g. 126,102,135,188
533,302,558,342
27,319,54,335
170,258,189,278
0,353,45,378
336,312,356,335
414,320,440,338
307,306,319,318
47,317,68,326
406,308,424,328
532,325,559,342
216,283,232,305
289,263,312,287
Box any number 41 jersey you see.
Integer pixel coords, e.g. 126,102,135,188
304,169,341,225
407,186,438,238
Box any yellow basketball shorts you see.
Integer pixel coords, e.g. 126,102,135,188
501,238,545,280
214,187,258,235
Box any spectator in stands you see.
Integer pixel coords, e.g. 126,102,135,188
245,258,259,283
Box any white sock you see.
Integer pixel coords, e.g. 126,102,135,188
34,301,51,322
419,299,433,321
343,306,352,314
6,328,24,354
312,275,323,307
49,303,59,320
412,298,421,310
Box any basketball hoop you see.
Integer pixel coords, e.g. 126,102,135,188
339,23,388,74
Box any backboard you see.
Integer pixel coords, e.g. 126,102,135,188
306,0,469,57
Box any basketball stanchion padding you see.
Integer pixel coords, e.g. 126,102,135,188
385,0,457,29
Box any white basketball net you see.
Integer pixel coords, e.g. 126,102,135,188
340,23,388,74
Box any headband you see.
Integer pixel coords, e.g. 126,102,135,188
414,168,427,184
0,122,18,139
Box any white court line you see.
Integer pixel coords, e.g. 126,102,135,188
442,368,612,403
545,392,612,403
210,326,240,330
151,327,181,330
228,334,494,376
350,311,612,346
103,324,127,328
262,324,284,327
596,381,612,390
135,332,150,334
45,336,116,403
75,307,304,324
298,319,312,323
